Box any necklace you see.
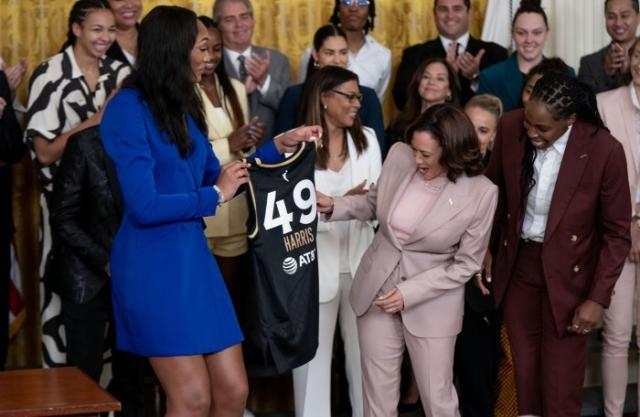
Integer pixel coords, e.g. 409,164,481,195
420,173,447,192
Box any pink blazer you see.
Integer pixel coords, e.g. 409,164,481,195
597,85,638,215
330,143,498,338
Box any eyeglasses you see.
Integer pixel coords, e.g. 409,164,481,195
340,0,370,7
331,90,363,103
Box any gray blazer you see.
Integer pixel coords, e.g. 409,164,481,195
578,45,622,94
224,46,292,141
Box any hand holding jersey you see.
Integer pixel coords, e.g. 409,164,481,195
216,125,322,205
273,125,322,154
215,160,252,203
316,190,337,214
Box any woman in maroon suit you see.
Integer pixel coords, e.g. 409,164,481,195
484,72,631,417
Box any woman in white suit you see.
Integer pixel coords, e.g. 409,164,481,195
596,37,640,417
317,104,497,417
293,66,381,417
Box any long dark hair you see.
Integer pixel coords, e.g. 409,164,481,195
329,0,376,34
198,15,246,130
306,25,348,80
406,103,484,182
520,72,607,200
390,57,460,142
300,66,368,170
62,0,111,50
126,6,207,157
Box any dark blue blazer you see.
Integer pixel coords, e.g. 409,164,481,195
274,83,385,152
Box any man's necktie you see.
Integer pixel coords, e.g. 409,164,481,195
237,55,248,82
451,41,460,58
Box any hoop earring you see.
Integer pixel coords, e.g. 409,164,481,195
313,60,320,68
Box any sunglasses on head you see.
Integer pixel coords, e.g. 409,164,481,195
340,0,370,7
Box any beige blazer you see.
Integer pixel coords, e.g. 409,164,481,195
198,78,250,238
597,84,638,215
331,143,498,338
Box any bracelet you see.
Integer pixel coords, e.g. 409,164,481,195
213,185,225,206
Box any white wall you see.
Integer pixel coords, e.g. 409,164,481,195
547,0,611,70
482,0,612,71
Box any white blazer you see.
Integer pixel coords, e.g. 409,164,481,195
315,127,382,303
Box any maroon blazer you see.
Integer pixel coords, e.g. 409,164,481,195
485,109,631,336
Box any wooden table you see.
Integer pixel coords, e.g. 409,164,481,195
0,367,121,416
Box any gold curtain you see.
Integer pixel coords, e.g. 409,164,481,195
0,0,487,368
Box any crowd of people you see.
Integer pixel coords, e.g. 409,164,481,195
1,0,640,417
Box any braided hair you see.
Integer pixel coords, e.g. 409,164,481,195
529,72,606,131
520,72,607,201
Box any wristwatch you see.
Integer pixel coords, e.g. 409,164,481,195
213,185,225,206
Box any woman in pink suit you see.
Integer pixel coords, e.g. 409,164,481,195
317,103,498,417
596,37,640,417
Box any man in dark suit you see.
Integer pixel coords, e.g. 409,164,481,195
0,70,25,370
392,0,507,109
578,0,639,94
213,0,292,141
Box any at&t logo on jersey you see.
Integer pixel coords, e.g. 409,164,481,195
282,257,297,275
261,177,318,277
281,248,317,276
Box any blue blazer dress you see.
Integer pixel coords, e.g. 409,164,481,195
100,88,282,356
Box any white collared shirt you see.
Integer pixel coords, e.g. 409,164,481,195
297,34,392,102
225,47,271,95
439,32,470,56
521,125,573,242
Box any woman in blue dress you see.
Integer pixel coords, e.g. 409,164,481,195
100,6,321,417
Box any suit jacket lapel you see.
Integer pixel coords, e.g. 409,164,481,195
466,36,481,55
382,149,416,248
223,52,239,79
406,177,472,243
620,88,639,177
544,122,591,240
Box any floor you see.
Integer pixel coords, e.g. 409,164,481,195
141,381,638,417
140,331,640,417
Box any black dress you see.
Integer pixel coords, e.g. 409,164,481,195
0,70,26,370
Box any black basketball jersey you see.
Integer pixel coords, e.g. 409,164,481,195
241,142,319,377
